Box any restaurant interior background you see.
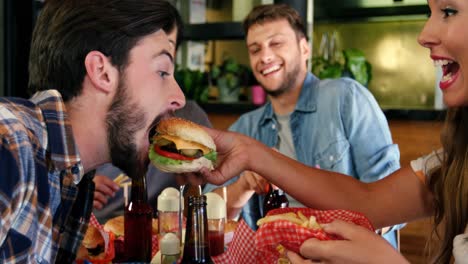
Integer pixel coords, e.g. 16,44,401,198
0,0,443,263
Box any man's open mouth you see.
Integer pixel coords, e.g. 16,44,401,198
147,112,175,143
261,64,281,76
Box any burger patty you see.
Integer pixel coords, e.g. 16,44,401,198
88,245,104,256
160,143,203,158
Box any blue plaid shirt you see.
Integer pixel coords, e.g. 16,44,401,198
0,90,94,264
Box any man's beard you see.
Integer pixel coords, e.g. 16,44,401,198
263,58,302,98
106,77,148,179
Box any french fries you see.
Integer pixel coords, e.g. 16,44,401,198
113,173,131,187
276,244,290,264
257,211,322,230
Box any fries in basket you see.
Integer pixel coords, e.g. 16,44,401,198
257,211,322,230
254,208,375,264
276,244,290,264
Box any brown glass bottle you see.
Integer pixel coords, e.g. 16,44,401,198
181,195,214,264
182,184,202,217
263,184,289,216
124,173,153,262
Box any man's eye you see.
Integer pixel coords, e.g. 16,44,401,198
441,7,457,18
249,48,260,55
158,71,170,78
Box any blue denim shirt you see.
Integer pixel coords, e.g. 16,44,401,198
205,73,402,248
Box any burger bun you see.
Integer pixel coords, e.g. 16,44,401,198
150,118,216,173
103,216,124,238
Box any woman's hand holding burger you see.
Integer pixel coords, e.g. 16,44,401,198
198,127,262,185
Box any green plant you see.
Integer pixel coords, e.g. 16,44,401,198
312,48,372,86
211,57,250,92
174,66,209,103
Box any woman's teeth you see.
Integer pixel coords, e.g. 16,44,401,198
434,59,459,80
433,59,453,67
442,72,453,82
262,65,280,75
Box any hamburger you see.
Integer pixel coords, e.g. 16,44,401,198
103,215,124,238
149,118,217,173
76,225,106,260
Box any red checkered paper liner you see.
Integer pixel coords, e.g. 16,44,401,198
255,208,374,263
212,219,257,264
88,213,160,257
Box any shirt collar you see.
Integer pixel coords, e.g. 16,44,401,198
295,72,319,113
30,90,84,183
259,72,319,125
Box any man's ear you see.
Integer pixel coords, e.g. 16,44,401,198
84,51,118,93
300,37,310,58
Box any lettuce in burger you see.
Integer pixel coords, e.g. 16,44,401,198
149,118,217,173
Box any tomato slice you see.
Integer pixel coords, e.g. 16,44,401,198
154,145,195,161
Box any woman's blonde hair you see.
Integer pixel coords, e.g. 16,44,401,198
427,106,468,263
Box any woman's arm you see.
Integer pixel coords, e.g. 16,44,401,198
202,128,434,229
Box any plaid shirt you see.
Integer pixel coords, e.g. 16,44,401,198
0,90,94,264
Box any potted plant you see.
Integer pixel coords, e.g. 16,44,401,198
174,66,209,103
312,48,372,87
211,57,250,103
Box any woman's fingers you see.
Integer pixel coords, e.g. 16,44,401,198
286,249,316,264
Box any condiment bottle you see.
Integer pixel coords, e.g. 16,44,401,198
158,187,181,241
263,184,289,216
161,233,181,264
181,195,214,264
206,192,226,256
124,173,153,262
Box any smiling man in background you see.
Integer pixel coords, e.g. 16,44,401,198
204,3,403,249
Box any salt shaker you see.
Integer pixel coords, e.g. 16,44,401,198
158,187,181,241
160,233,181,264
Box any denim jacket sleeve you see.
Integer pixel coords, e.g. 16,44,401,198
335,78,400,182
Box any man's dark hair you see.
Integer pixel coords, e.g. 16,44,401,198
243,4,307,40
28,0,183,101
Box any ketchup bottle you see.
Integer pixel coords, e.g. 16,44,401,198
263,184,289,216
124,173,153,262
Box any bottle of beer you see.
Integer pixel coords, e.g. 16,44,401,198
181,195,214,264
124,173,153,262
263,184,289,216
182,184,202,216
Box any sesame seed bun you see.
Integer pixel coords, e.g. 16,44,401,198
156,118,215,151
150,118,217,173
